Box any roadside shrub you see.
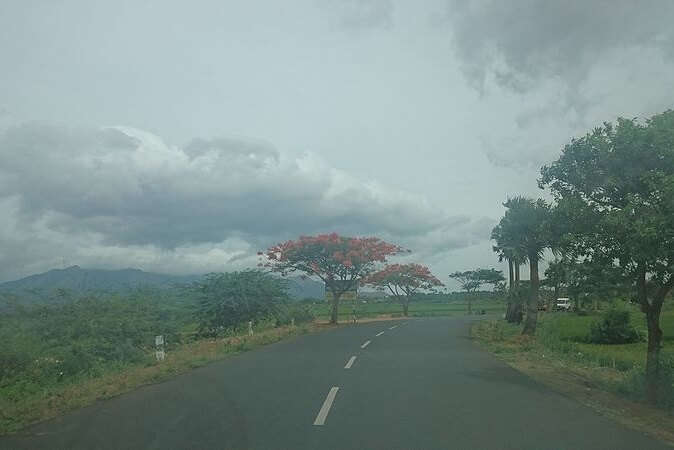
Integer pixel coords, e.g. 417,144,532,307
617,356,674,410
0,350,31,379
588,309,640,344
273,304,315,326
193,270,289,336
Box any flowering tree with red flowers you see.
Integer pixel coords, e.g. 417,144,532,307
260,233,402,324
364,263,444,316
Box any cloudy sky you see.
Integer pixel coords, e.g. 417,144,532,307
1,0,674,285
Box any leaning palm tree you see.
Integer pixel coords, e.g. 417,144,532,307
498,196,551,335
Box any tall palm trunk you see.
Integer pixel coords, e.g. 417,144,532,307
504,258,516,322
507,262,523,324
508,259,514,290
522,257,539,335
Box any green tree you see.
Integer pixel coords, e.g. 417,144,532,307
544,259,568,311
492,215,528,323
540,109,674,404
449,270,481,314
364,263,443,316
261,233,402,324
449,268,504,314
473,268,506,291
194,270,288,336
498,196,551,335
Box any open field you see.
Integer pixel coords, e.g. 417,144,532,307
536,305,674,372
311,297,505,320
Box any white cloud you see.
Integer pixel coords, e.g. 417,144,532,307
0,123,489,281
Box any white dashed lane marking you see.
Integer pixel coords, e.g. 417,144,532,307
313,387,339,426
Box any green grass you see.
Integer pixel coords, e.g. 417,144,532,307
541,307,674,345
472,304,674,410
311,298,505,320
539,307,674,369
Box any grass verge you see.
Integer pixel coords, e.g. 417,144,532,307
471,319,674,446
0,322,325,435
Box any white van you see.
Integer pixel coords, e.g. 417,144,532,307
555,298,573,311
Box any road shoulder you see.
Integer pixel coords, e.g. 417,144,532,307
471,320,674,447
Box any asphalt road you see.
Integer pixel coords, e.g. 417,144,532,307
1,317,669,450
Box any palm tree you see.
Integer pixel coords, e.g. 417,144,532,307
497,196,551,335
492,215,528,323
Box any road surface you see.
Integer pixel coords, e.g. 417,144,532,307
1,317,668,449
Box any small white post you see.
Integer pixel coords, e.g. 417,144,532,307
248,321,254,336
291,317,295,327
155,335,165,361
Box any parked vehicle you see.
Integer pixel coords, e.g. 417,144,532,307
555,297,573,311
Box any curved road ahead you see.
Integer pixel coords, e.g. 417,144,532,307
2,318,668,449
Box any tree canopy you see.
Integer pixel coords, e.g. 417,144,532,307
540,109,674,403
261,233,402,323
365,263,443,316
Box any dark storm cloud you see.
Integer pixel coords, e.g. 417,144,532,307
444,0,674,92
440,0,674,169
0,122,489,280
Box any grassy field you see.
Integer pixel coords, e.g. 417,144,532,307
311,297,505,320
537,305,674,372
472,303,674,409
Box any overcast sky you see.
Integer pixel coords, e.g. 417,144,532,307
1,0,674,285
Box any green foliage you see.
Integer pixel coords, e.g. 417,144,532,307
617,356,674,410
0,290,189,399
312,297,506,320
540,110,674,402
273,303,315,326
449,268,504,293
193,270,289,336
588,309,641,344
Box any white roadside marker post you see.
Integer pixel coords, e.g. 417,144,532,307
155,335,165,361
248,321,254,336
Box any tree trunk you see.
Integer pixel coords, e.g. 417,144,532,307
403,299,409,317
637,269,670,405
508,259,514,290
522,258,539,335
515,264,520,284
329,290,341,324
645,302,664,404
467,295,472,315
506,301,517,323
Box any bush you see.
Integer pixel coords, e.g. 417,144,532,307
617,356,674,410
193,270,289,336
273,304,315,326
588,309,640,344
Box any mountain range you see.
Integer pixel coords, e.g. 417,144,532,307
0,266,325,303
